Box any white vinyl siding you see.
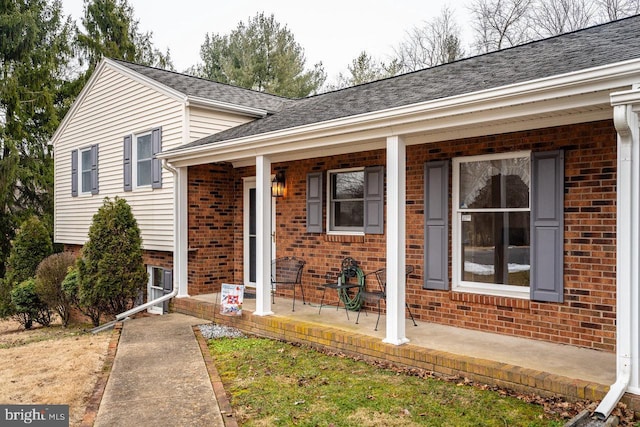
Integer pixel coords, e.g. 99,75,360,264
54,63,262,252
189,107,253,142
54,66,182,251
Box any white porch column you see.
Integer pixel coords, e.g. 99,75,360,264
254,155,274,316
176,166,189,297
384,135,409,345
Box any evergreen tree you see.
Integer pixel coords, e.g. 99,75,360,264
196,12,326,97
0,216,53,317
76,0,172,75
77,197,147,326
0,0,74,277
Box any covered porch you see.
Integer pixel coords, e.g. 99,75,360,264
172,293,635,409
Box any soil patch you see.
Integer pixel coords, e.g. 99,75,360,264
0,318,111,426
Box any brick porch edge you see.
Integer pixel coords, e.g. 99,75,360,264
173,297,640,414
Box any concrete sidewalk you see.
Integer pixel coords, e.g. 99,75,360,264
94,313,225,427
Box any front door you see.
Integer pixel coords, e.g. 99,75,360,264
243,178,276,287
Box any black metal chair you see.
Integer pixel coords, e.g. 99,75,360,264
319,257,364,319
271,256,306,311
356,265,418,330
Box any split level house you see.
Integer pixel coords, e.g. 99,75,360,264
53,15,640,411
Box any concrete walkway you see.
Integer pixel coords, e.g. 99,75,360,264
94,313,225,427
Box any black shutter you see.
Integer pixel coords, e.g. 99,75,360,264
531,150,564,303
90,144,99,195
123,135,132,191
424,160,449,290
306,172,323,233
71,150,78,197
163,269,173,313
364,166,384,234
151,127,162,189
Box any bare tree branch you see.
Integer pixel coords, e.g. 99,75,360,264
394,6,465,72
469,0,534,53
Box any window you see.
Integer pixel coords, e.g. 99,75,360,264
147,266,172,314
452,152,531,297
135,133,152,187
80,148,93,194
71,145,98,197
123,127,162,191
328,168,365,232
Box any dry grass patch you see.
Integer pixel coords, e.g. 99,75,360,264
0,318,111,426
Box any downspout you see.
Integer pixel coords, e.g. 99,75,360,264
113,159,182,321
594,102,637,419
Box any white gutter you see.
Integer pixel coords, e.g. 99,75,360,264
186,95,269,118
594,90,640,419
158,58,640,167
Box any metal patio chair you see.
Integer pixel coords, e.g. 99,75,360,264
355,265,418,331
271,256,306,311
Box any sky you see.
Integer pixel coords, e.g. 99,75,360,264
59,0,474,81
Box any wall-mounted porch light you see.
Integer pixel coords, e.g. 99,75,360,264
272,170,286,198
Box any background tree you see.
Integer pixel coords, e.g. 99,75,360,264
530,0,595,37
195,12,326,97
329,51,401,89
1,0,73,278
77,197,147,326
395,6,465,72
469,0,534,53
76,0,172,75
0,216,53,318
595,0,640,20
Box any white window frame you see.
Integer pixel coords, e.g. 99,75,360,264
133,131,152,189
452,151,531,299
147,265,165,314
79,146,93,195
326,167,365,235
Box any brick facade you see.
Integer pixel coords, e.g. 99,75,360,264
187,163,236,295
63,244,173,271
196,120,616,352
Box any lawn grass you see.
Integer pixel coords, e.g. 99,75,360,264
208,337,566,426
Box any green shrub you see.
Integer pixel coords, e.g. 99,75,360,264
6,216,53,284
77,197,148,326
11,279,52,329
35,252,77,327
62,267,102,327
1,216,53,319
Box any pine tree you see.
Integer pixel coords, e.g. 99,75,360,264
196,13,326,97
0,0,74,277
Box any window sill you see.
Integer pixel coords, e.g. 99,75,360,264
324,234,365,243
451,289,530,309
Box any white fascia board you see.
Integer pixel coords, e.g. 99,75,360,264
160,58,640,167
186,96,268,118
105,58,188,103
611,86,640,107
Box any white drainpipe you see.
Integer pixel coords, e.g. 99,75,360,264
594,101,638,419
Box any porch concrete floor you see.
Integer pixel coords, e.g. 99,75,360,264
189,292,616,387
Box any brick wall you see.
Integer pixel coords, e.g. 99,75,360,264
63,244,173,270
223,120,617,351
187,163,236,295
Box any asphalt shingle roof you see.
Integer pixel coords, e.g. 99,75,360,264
113,59,296,113
143,15,640,151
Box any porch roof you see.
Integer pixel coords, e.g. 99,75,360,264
172,15,640,153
